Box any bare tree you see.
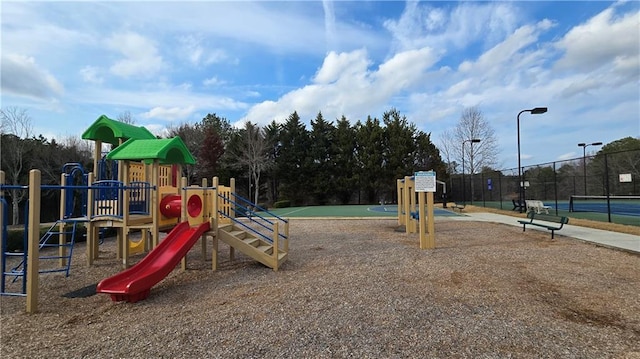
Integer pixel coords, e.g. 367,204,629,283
117,110,135,124
0,107,33,224
439,106,499,201
236,122,269,206
438,128,458,174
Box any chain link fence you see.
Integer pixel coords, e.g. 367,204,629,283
449,148,640,225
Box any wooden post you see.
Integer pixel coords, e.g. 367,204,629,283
26,170,41,313
181,177,188,270
397,179,404,226
200,177,208,260
228,178,235,262
418,191,427,249
212,177,219,271
403,176,411,233
151,160,160,249
86,172,95,265
426,191,436,249
284,219,289,253
230,178,236,220
272,221,279,272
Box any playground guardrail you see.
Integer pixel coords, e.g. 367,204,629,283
216,192,288,244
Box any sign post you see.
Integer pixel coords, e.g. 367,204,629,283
414,171,436,249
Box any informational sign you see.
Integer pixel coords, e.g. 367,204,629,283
487,178,493,191
619,173,632,183
414,171,436,192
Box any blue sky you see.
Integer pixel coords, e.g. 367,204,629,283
1,0,639,169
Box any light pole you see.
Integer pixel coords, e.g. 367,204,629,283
517,107,547,213
578,142,602,195
462,138,481,205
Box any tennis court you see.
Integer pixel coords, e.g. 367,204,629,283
258,204,459,218
469,198,639,227
564,195,640,217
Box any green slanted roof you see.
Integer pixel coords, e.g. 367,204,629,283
81,114,156,145
106,137,196,165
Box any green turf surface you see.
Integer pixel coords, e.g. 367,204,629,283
256,205,459,218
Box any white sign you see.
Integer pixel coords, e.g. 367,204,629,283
414,171,436,192
619,173,632,183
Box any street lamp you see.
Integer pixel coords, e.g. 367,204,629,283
517,107,547,212
578,142,602,195
462,138,481,205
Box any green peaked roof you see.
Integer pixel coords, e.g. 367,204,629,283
106,137,196,165
81,114,156,145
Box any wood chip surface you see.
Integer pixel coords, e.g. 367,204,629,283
1,218,639,358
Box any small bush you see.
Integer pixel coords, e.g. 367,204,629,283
273,200,291,208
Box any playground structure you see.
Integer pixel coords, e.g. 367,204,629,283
397,174,436,249
0,164,90,302
1,115,290,312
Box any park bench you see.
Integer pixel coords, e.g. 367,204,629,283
525,200,550,214
451,203,466,212
512,199,525,211
517,212,569,239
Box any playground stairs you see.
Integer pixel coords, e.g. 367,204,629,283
2,219,80,296
217,223,288,271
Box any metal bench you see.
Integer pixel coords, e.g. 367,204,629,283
451,203,466,212
517,212,569,239
512,199,525,211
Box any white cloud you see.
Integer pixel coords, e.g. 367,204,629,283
106,32,165,78
142,106,196,121
178,35,231,66
323,0,337,51
241,47,437,126
314,50,371,84
203,76,226,87
79,66,103,84
384,1,520,52
0,53,64,100
555,7,639,75
144,123,170,138
557,152,577,161
71,86,248,122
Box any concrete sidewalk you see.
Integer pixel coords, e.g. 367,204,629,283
445,212,639,254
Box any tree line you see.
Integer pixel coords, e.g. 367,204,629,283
1,107,447,223
3,106,637,224
167,109,447,207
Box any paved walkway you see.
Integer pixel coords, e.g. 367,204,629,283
445,212,639,254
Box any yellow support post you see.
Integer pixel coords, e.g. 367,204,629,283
211,177,219,271
151,160,160,249
26,170,41,313
200,177,208,261
86,172,95,265
228,178,235,262
180,177,188,271
397,179,404,226
272,221,279,272
426,191,436,249
418,191,427,249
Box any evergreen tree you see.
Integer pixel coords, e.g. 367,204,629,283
309,112,336,204
333,116,357,204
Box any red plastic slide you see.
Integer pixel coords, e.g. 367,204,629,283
96,221,210,303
